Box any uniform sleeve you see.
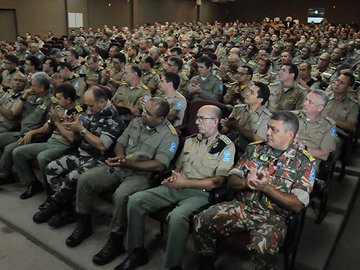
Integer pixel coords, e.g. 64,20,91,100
254,113,270,139
215,143,236,176
99,113,124,150
116,118,134,147
291,156,316,207
154,130,179,168
199,78,223,101
347,102,359,123
227,145,253,178
321,122,337,152
295,90,305,110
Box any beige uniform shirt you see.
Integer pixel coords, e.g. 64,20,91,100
0,89,22,132
175,132,235,180
141,69,160,94
295,111,337,152
112,82,150,111
324,93,359,123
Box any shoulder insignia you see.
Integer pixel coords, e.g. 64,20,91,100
215,74,222,81
249,140,266,145
185,134,197,139
150,69,156,75
50,96,57,104
75,105,83,113
299,148,315,162
325,116,336,125
119,82,127,86
167,122,177,135
218,134,232,145
142,84,149,90
348,95,358,104
209,138,227,154
234,103,247,108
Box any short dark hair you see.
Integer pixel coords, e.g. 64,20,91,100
254,81,270,105
113,52,126,64
45,57,58,72
270,111,299,135
69,49,79,59
197,55,212,68
170,47,182,56
26,55,40,70
164,72,180,90
130,44,139,54
284,63,299,80
54,83,77,102
130,65,142,78
342,72,355,87
90,85,109,102
143,55,155,68
5,54,19,65
150,96,170,118
168,56,183,70
242,65,254,78
59,62,73,72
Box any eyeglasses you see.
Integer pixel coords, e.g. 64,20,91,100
196,116,215,121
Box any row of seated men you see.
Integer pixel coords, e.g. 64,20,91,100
0,73,316,270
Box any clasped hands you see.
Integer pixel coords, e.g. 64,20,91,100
246,168,271,192
161,170,186,188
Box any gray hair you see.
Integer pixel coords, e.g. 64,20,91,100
31,72,50,90
270,111,299,135
311,89,329,106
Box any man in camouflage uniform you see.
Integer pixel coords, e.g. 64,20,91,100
221,82,271,155
32,86,124,227
117,105,235,270
0,72,27,132
194,111,316,270
0,72,54,184
66,97,179,267
12,84,82,200
112,65,150,117
187,56,223,102
140,56,160,94
294,89,336,161
157,72,187,128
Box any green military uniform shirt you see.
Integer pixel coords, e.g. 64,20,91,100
252,71,280,86
116,117,179,176
112,82,150,111
175,131,235,180
65,74,86,100
294,111,337,153
0,89,22,132
275,83,306,111
141,69,160,94
324,93,359,124
188,74,223,102
158,91,187,128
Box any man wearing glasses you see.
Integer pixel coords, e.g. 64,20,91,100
1,54,20,90
117,105,235,270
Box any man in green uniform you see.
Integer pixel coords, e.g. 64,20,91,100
294,89,336,161
117,105,235,270
112,65,150,116
65,97,179,267
324,73,358,133
221,81,271,154
193,111,316,270
140,56,160,94
0,72,54,184
12,84,82,199
271,63,305,112
187,56,223,102
165,56,189,96
157,72,187,128
101,53,126,95
0,72,27,132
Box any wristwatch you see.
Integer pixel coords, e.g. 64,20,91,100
109,77,113,83
79,128,88,137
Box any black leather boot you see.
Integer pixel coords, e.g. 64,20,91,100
92,232,125,265
20,180,44,200
33,200,62,223
48,203,76,228
66,213,93,247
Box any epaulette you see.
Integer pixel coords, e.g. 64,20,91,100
215,74,222,81
299,148,315,162
249,140,266,146
166,121,177,135
74,105,83,113
50,96,58,105
209,136,228,154
234,103,247,108
325,116,336,125
185,134,197,139
142,84,149,90
347,95,358,104
119,82,127,86
218,134,232,145
150,69,156,75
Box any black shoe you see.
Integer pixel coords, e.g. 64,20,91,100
114,248,149,270
66,213,93,247
198,255,215,270
48,208,77,228
20,180,44,200
33,201,62,223
92,233,125,265
39,197,52,210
